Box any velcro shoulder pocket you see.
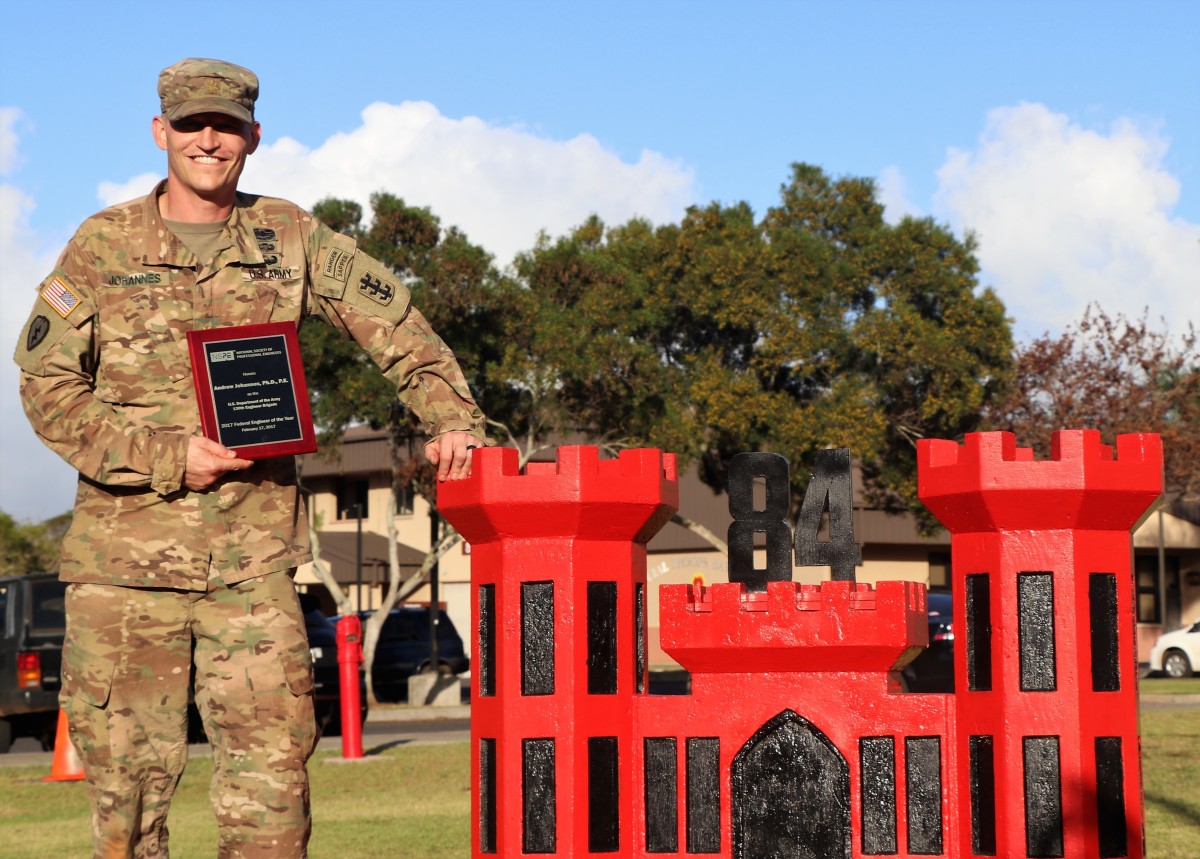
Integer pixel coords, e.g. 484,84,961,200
341,255,412,325
14,274,96,375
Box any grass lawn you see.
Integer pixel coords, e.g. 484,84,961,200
1141,676,1200,695
0,710,1195,857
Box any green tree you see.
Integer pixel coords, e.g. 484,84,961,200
0,510,70,575
983,306,1199,502
300,194,509,702
509,164,1013,521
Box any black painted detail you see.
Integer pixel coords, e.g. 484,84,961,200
733,710,850,859
645,738,679,853
1095,737,1128,857
686,737,721,854
479,584,495,697
969,735,997,855
523,738,556,853
521,582,555,696
588,581,618,695
588,737,620,852
1023,736,1064,858
727,452,792,591
904,736,943,855
859,736,897,855
479,738,497,853
635,583,646,694
795,448,862,582
1089,574,1121,692
966,573,993,691
1018,573,1057,692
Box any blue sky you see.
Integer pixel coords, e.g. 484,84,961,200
2,0,1197,521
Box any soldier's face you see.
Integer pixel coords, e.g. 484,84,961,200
152,112,261,206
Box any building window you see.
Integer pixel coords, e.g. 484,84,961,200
394,481,414,515
337,478,369,520
1135,554,1181,626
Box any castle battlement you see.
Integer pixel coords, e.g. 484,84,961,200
659,579,928,674
918,429,1163,532
437,445,680,543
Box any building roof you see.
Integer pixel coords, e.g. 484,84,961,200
299,429,957,551
315,529,426,585
300,426,392,478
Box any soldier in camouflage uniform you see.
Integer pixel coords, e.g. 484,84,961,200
13,58,488,858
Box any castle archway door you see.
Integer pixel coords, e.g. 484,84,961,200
732,709,851,859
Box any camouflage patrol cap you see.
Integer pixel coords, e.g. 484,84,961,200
158,58,258,123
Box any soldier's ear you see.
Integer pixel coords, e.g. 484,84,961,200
152,115,168,152
246,121,262,155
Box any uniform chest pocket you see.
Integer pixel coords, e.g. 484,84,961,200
95,289,194,397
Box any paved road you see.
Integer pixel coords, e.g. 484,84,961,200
1,712,471,769
6,693,1196,769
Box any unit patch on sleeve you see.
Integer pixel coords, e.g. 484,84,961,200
357,272,396,306
25,315,50,351
40,277,82,318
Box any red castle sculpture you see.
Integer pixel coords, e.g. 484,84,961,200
436,430,1161,858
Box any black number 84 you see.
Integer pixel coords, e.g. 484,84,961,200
727,449,863,591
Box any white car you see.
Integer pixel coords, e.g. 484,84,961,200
1148,620,1200,678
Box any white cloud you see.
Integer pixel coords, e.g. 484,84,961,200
877,165,921,225
0,102,697,521
0,123,80,522
242,101,696,266
934,103,1199,340
98,172,161,209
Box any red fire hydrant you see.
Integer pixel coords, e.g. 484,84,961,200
335,613,364,759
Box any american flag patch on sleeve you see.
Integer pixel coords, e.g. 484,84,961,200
41,277,82,318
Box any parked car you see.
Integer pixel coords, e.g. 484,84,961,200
300,593,368,735
0,572,66,753
355,606,469,702
1149,619,1200,679
901,590,955,693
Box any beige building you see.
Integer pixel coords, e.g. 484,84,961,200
296,428,1200,668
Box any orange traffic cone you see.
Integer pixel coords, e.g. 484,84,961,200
42,709,85,782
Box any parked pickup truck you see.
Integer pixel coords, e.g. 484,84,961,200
0,572,67,753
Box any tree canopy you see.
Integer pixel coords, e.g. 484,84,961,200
502,163,1013,518
983,307,1199,503
303,163,1014,522
0,510,70,575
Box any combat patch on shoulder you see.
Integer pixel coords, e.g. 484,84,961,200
343,255,411,324
41,277,83,318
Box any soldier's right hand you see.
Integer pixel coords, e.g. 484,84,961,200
183,436,254,491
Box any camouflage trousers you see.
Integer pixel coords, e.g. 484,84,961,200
60,573,317,859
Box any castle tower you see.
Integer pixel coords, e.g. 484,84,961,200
437,446,679,857
918,430,1162,859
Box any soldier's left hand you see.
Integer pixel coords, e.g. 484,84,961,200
424,431,478,481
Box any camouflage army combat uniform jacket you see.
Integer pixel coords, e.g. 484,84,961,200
15,181,487,590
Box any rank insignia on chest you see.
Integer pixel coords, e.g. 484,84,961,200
40,277,82,318
358,272,396,306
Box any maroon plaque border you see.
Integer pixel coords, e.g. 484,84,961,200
186,322,317,459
